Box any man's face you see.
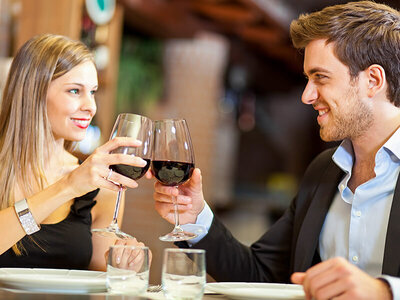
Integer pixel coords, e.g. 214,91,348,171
302,39,373,142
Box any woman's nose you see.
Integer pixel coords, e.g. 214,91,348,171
81,93,97,114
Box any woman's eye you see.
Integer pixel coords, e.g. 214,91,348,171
69,89,79,95
90,90,97,95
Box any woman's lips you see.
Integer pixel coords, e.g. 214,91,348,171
71,118,91,129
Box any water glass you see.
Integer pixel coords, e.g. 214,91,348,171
107,245,149,295
162,248,206,300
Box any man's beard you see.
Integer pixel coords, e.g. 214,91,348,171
319,86,373,142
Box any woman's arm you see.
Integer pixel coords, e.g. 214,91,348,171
0,137,145,255
0,176,76,254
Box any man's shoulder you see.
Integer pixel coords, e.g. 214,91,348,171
302,146,340,181
313,147,337,163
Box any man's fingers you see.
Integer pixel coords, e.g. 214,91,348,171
154,182,179,196
291,272,306,284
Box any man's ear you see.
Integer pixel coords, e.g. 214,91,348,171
366,64,386,98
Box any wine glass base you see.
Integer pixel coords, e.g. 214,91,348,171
159,231,197,242
92,228,134,240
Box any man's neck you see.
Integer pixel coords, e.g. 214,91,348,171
348,106,400,192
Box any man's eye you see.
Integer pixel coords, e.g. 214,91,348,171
69,89,79,95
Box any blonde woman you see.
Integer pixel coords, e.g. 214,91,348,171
0,34,148,271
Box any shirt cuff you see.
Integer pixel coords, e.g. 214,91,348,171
181,201,214,245
380,275,400,300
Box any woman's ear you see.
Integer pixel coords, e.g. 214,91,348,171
366,64,386,98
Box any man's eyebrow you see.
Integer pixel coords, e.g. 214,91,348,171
305,67,332,76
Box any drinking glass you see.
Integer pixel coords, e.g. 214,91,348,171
107,245,150,295
162,248,206,300
92,113,153,239
152,119,196,242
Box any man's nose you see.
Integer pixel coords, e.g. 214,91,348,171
301,81,318,105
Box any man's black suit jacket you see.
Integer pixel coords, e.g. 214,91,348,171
178,148,400,283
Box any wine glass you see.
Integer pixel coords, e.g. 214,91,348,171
92,113,153,239
152,119,196,242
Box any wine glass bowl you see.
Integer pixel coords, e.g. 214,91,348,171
92,113,153,240
109,114,153,181
152,119,196,242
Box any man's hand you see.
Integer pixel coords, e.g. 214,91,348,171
291,257,392,300
153,168,205,224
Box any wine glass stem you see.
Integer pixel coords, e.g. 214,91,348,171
111,185,123,228
172,187,182,231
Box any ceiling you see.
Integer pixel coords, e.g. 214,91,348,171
118,0,400,93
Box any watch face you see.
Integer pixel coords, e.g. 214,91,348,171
85,0,115,25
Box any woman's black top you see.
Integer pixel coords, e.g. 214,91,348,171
0,189,99,269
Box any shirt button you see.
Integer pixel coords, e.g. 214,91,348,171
355,211,362,217
352,256,359,263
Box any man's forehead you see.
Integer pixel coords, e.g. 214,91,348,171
303,39,345,74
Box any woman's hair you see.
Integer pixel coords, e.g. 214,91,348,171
290,1,400,106
0,34,93,253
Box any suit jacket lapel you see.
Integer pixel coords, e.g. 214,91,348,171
295,161,343,272
382,173,400,276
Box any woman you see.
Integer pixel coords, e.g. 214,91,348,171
0,34,148,271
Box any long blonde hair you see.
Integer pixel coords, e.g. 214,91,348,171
0,34,94,253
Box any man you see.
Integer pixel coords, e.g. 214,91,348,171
154,1,400,299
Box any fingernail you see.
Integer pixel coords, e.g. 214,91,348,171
128,262,134,268
116,256,121,264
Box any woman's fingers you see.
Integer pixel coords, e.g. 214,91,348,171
99,137,142,153
106,153,148,167
110,239,147,271
104,170,138,189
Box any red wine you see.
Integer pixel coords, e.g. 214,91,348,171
110,159,150,180
151,160,194,186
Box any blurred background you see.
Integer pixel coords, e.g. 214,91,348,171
1,0,399,283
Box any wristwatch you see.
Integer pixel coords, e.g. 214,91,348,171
14,199,40,235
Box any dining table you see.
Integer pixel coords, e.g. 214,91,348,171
0,288,227,300
0,268,305,299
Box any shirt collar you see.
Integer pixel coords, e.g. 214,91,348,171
332,127,400,172
382,127,400,162
332,139,354,173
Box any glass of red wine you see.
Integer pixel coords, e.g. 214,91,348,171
152,118,196,242
92,113,153,239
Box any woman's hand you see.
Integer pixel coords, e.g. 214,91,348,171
65,137,148,197
104,239,152,272
153,168,205,224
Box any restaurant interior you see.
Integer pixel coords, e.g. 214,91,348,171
1,0,399,285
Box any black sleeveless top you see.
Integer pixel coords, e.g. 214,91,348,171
0,189,99,269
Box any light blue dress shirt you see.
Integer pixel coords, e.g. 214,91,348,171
320,130,400,299
187,129,400,298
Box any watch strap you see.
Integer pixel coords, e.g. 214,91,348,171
14,198,40,235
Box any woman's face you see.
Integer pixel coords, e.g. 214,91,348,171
46,61,98,142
